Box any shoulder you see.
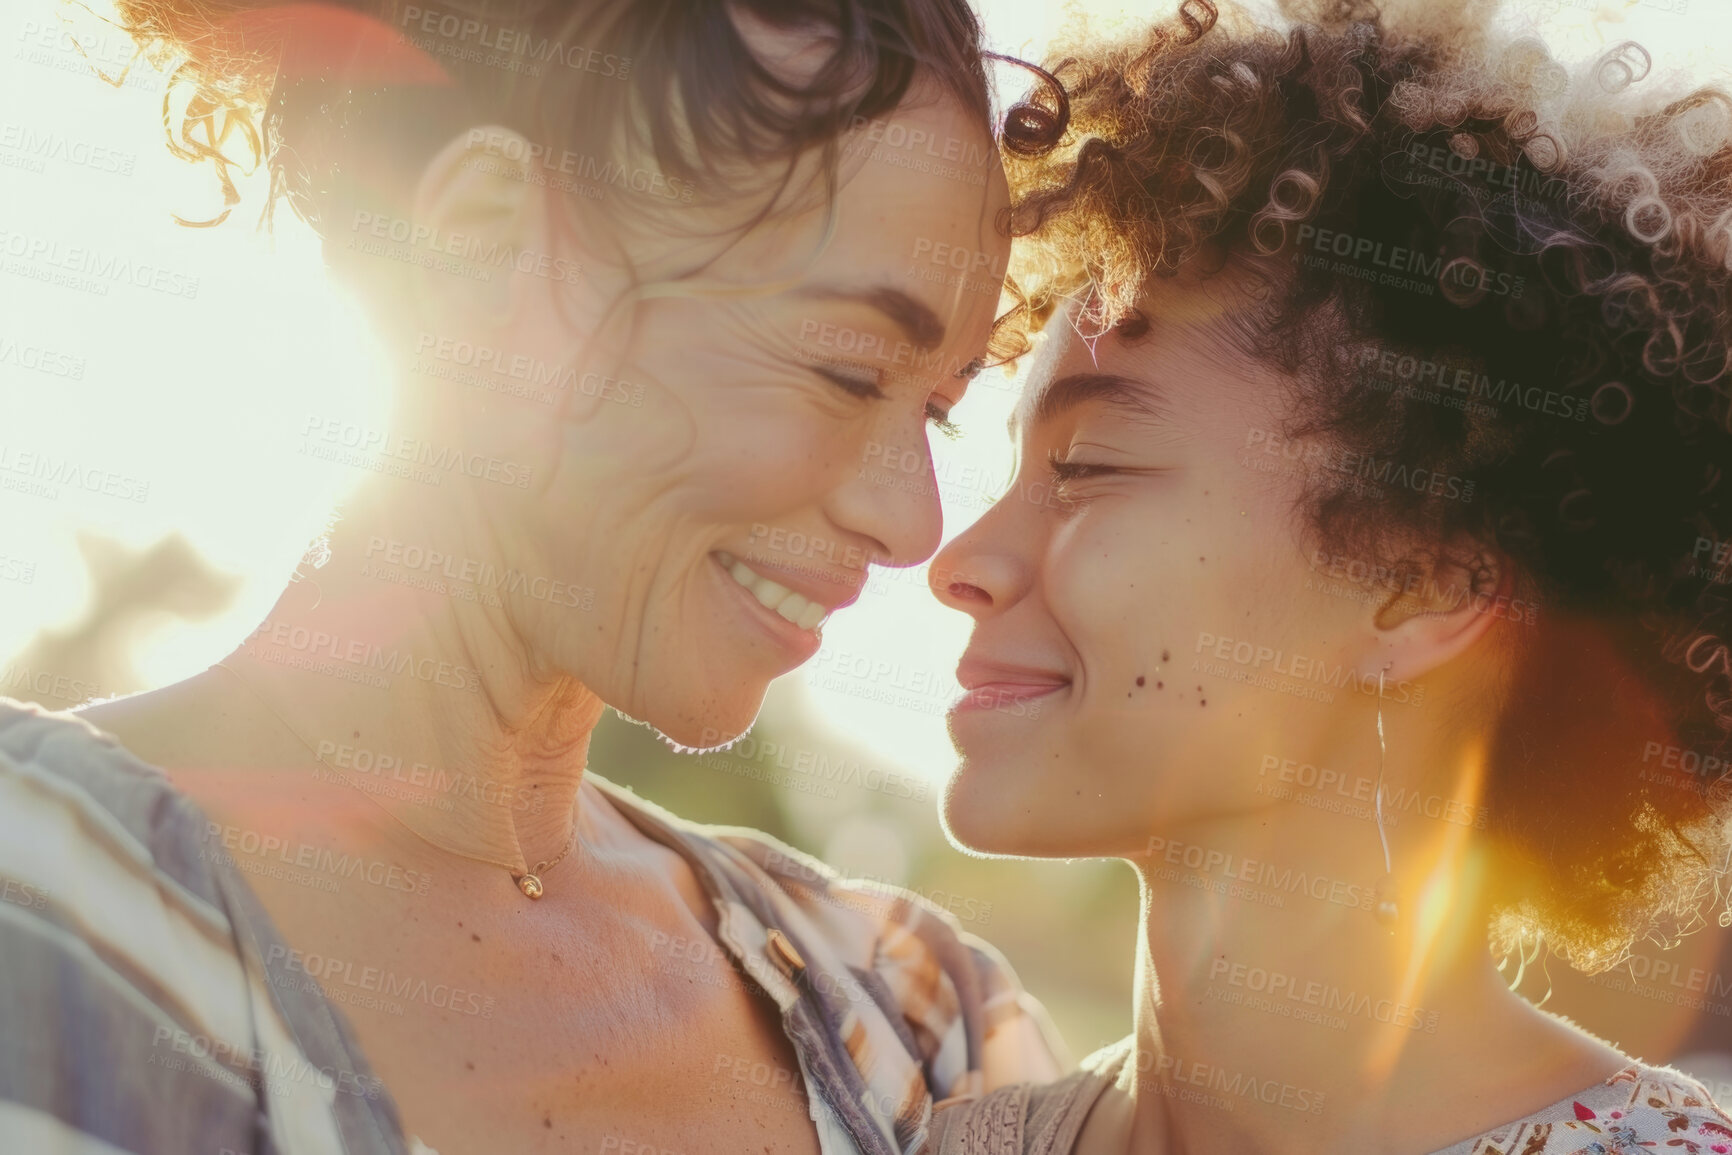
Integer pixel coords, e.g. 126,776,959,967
0,697,406,1154
0,695,229,910
927,1038,1133,1155
590,774,1069,1090
1450,1060,1732,1155
1564,1062,1732,1147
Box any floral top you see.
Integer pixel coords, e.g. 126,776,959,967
924,1040,1732,1155
1429,1061,1732,1155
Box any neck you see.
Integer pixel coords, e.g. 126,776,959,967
218,474,604,877
1110,751,1582,1155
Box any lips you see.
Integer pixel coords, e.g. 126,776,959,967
952,656,1070,714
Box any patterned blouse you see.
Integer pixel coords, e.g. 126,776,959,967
0,698,1063,1155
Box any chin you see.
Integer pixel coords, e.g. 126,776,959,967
635,683,768,754
939,759,1052,857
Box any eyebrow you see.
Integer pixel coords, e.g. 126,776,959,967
1029,372,1167,427
797,285,947,351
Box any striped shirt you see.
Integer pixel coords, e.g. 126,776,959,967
0,698,1064,1154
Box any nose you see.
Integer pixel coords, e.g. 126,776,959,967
829,424,946,570
928,474,1036,618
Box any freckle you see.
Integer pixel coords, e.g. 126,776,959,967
1200,699,1207,707
1136,676,1146,686
1162,650,1170,662
1199,557,1205,563
543,1117,552,1129
1156,682,1164,689
471,933,481,942
465,1061,474,1071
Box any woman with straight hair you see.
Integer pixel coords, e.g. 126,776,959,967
0,1,1065,1153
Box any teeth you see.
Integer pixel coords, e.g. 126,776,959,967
716,552,829,631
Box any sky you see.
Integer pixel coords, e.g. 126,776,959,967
1,0,1725,782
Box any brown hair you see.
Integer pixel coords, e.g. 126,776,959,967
112,0,995,233
995,0,1732,971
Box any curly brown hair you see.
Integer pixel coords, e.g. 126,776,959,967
993,0,1732,972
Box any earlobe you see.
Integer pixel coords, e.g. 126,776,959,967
1366,546,1514,685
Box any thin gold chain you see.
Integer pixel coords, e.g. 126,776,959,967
212,661,578,892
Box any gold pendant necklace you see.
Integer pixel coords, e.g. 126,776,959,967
213,661,576,899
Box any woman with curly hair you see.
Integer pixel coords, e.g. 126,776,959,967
0,1,1067,1153
922,0,1732,1151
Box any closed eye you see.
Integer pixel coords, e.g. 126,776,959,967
1047,457,1121,483
810,365,888,400
927,401,961,440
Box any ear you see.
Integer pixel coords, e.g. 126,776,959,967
1359,537,1516,686
405,126,626,425
413,125,542,243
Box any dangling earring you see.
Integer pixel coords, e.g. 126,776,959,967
1373,665,1400,929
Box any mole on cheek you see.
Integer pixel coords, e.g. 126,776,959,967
1136,676,1146,687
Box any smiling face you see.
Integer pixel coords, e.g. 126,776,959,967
929,268,1402,857
463,93,1012,750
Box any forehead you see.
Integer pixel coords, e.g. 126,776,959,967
719,96,1010,331
1012,275,1272,436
